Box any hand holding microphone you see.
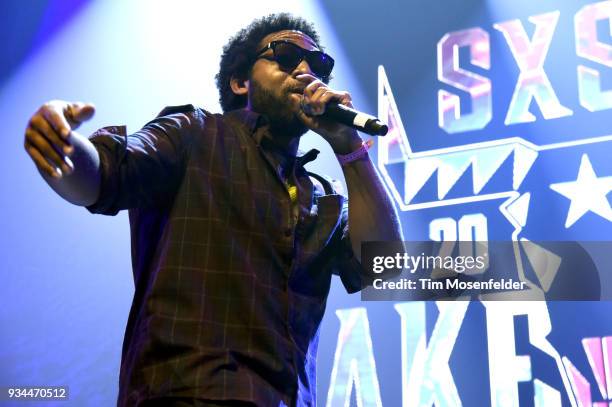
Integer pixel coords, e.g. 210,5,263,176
296,74,388,137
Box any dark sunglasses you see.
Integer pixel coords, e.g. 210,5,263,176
255,40,334,81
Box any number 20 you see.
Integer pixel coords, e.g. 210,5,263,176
429,213,489,274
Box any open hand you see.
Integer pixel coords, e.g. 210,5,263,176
24,100,95,178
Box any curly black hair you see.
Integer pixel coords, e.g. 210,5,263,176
215,13,323,112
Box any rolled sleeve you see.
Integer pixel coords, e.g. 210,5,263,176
86,106,203,215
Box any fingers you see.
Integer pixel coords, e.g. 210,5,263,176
299,75,352,116
333,91,352,107
296,73,319,85
24,141,61,178
302,87,328,116
302,77,325,99
41,102,72,139
314,89,352,110
24,127,74,178
67,102,95,124
23,100,92,179
30,115,73,155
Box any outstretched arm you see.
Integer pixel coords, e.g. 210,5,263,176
24,100,100,206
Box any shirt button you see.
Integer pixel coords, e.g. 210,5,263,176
284,228,293,237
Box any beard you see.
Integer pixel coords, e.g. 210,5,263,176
249,77,308,137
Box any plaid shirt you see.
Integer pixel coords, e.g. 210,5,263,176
86,106,366,407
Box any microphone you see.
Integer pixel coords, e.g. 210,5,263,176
322,103,388,136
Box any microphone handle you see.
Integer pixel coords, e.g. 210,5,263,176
323,103,388,136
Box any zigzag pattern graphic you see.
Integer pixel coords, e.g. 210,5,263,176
377,65,538,208
377,65,612,217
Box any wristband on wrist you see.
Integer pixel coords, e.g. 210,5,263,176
335,139,373,166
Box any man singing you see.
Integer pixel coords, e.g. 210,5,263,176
23,13,401,407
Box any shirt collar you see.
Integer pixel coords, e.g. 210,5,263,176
226,108,264,136
226,108,321,167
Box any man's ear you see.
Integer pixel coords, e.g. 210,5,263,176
230,76,249,96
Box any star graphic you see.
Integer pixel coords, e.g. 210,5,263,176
550,154,612,228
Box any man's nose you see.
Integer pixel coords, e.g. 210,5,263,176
293,59,314,77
